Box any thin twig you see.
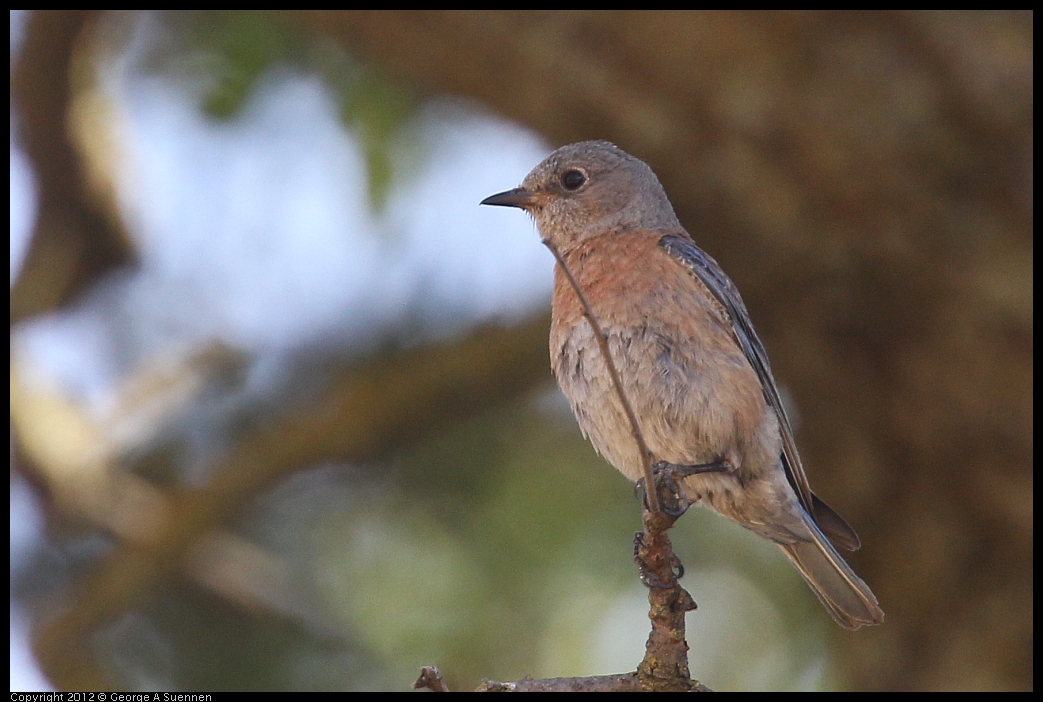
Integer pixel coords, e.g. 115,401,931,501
477,673,645,691
634,507,699,690
413,665,451,692
542,238,661,514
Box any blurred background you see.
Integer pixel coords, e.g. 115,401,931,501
10,11,1031,692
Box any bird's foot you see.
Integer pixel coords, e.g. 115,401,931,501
635,458,733,516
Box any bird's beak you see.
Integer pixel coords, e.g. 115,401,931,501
480,187,537,209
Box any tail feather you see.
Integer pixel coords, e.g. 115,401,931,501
779,513,884,630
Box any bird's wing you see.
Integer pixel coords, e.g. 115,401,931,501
659,234,860,550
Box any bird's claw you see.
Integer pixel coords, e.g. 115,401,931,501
635,461,690,516
637,458,734,515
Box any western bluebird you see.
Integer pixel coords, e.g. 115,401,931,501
482,140,883,630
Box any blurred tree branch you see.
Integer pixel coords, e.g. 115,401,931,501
32,315,551,690
11,10,135,323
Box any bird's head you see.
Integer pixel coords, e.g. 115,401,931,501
481,140,681,252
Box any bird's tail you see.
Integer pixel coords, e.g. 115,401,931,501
779,512,884,630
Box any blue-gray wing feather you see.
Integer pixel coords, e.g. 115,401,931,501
659,234,860,550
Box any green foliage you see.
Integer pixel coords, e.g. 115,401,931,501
171,11,293,119
335,67,417,212
160,11,419,213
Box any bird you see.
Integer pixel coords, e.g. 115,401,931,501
481,140,883,630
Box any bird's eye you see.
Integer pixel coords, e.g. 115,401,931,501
561,169,586,191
